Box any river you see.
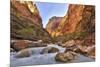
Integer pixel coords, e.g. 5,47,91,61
10,44,94,67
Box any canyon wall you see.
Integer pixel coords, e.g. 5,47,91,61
11,0,51,42
46,4,95,43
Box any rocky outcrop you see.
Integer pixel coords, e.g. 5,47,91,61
10,0,51,42
64,40,95,59
11,40,47,51
11,40,32,51
61,40,76,47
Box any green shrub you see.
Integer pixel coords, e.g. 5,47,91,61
55,31,88,43
17,27,35,36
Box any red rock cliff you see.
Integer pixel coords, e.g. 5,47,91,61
11,0,51,42
46,4,95,39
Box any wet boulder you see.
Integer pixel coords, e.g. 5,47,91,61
40,47,59,54
15,48,32,58
55,51,77,62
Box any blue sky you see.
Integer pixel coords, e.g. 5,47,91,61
35,2,69,28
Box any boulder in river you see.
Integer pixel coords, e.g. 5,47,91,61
11,40,47,51
15,48,32,58
40,47,59,54
55,51,77,62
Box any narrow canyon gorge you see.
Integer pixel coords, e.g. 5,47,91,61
10,0,95,66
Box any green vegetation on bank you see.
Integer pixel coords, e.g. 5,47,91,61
52,31,88,43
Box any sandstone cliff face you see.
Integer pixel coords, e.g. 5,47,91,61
76,5,95,33
11,0,51,42
46,4,85,37
61,4,84,34
46,16,63,37
46,4,95,43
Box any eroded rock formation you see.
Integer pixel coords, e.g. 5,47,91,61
46,4,95,43
11,0,51,42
